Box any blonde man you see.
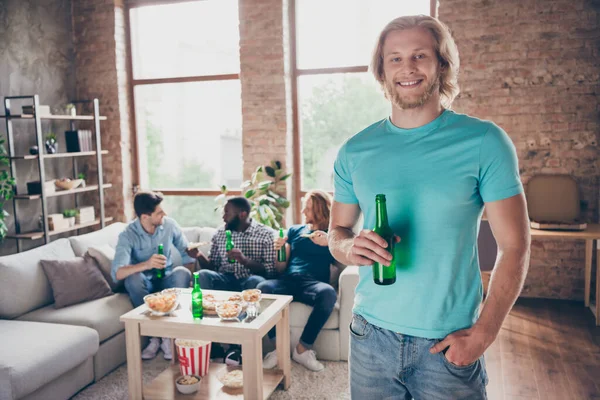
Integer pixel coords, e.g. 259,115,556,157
328,15,530,399
258,190,337,372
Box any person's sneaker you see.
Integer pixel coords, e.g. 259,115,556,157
141,337,160,360
225,347,242,366
293,347,324,372
263,350,278,369
161,338,172,360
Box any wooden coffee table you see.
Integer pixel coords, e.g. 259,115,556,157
120,289,293,399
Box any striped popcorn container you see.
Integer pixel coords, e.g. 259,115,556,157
175,339,212,377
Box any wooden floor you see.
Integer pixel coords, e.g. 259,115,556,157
486,298,600,400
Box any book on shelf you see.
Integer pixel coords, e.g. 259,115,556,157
65,130,93,152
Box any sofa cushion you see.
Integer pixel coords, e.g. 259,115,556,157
0,320,98,400
0,238,76,319
69,222,126,256
17,293,133,343
289,301,339,330
87,244,124,292
40,255,113,309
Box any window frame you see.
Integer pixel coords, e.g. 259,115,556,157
288,0,436,222
126,0,242,199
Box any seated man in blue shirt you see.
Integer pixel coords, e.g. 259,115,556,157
112,191,199,361
258,189,338,372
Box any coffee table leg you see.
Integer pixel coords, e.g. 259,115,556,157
276,305,291,389
585,239,592,307
242,336,264,399
124,321,143,400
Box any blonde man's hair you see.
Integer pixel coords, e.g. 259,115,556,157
370,15,460,108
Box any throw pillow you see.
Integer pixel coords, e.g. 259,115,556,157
87,244,124,293
40,255,113,309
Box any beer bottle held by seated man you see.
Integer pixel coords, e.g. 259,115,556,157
373,194,396,285
225,230,235,263
155,243,164,279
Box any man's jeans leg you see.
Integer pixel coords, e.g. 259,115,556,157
197,270,237,290
295,279,337,348
160,266,192,290
240,275,266,290
257,279,290,339
349,313,488,399
124,272,154,308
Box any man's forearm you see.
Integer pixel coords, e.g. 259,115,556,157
244,260,266,275
328,226,356,265
115,261,149,281
197,254,214,270
475,246,530,338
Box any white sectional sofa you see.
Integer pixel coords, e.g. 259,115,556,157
0,223,359,400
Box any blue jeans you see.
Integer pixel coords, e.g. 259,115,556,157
257,273,337,348
350,313,488,400
124,266,192,307
197,269,266,291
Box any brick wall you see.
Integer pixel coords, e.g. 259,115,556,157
238,0,293,182
439,0,600,300
72,0,135,222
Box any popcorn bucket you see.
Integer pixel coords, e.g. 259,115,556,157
175,339,212,377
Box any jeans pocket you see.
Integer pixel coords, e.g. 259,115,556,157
349,313,371,339
440,350,480,371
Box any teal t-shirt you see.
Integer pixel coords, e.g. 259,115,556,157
333,110,523,339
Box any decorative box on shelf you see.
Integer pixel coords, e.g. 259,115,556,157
22,105,51,116
27,180,56,195
76,206,95,224
48,214,69,231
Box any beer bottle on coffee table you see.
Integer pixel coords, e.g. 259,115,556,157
155,243,164,279
192,272,203,320
225,230,235,263
372,194,396,285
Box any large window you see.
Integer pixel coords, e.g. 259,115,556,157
128,1,241,227
293,0,433,210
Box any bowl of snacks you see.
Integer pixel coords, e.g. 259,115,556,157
143,292,179,316
228,294,243,303
216,301,242,321
218,367,243,389
55,178,83,191
241,289,261,304
176,374,202,394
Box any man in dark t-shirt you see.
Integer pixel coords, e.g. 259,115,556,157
257,190,338,372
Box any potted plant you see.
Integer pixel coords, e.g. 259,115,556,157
65,103,76,116
0,137,16,242
63,209,78,227
77,172,86,188
215,160,291,229
45,131,58,154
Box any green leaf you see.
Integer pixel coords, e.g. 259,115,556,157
220,185,228,193
280,173,292,181
214,193,227,203
257,180,272,191
240,180,252,190
274,160,282,170
244,189,256,198
265,166,275,177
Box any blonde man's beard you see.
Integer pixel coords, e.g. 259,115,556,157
384,74,440,110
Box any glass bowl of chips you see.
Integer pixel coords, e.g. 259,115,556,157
143,292,179,316
216,301,242,321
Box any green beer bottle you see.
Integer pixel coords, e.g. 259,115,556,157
277,228,286,262
155,243,164,279
225,230,235,263
373,194,396,285
191,272,203,320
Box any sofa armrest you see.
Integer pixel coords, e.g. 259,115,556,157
338,266,359,361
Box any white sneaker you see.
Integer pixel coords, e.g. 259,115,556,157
161,338,172,360
142,337,160,360
263,350,278,369
292,347,324,372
